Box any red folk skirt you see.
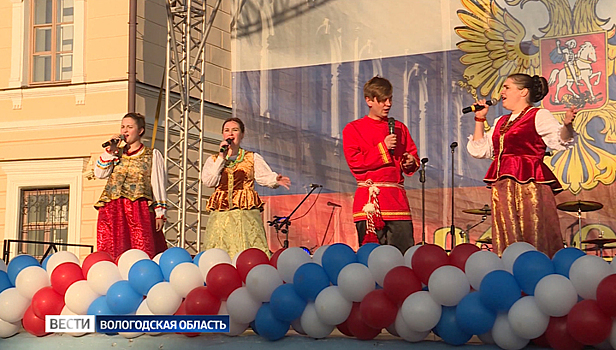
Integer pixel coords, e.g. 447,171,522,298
97,197,167,261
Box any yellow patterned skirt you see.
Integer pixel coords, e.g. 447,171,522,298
204,209,270,259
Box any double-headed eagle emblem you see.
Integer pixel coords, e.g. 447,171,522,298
455,0,616,194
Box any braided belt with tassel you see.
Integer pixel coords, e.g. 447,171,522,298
357,180,405,244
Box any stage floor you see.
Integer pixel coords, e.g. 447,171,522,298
0,330,539,350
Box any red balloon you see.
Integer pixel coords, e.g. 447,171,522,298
411,244,450,285
596,274,616,317
51,262,84,295
531,332,550,348
567,299,611,345
31,286,64,319
22,306,49,337
449,243,480,272
346,302,381,340
185,286,221,315
546,316,583,350
236,248,270,282
383,266,422,307
205,263,242,300
269,249,286,268
82,251,114,277
175,300,199,337
336,320,354,337
359,289,397,329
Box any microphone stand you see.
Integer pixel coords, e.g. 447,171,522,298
320,206,337,247
448,142,458,251
419,158,428,245
268,185,319,249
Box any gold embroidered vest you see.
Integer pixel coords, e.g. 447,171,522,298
206,151,264,211
95,147,154,208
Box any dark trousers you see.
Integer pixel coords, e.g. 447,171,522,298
355,220,414,253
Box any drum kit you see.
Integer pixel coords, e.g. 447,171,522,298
462,200,607,255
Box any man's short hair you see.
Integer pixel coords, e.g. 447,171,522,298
364,76,393,102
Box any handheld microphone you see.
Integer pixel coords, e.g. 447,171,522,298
462,99,496,114
310,183,323,188
219,138,233,153
388,117,395,155
102,134,125,148
327,201,341,208
450,142,458,150
421,158,428,164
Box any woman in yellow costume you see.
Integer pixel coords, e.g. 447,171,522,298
201,118,291,257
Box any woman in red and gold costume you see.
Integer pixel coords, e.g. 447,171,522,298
467,74,577,257
201,118,291,258
94,113,168,260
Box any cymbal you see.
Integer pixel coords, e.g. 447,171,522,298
476,237,492,244
582,238,616,245
556,200,603,213
463,205,491,216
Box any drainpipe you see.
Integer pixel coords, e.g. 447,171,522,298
128,0,137,113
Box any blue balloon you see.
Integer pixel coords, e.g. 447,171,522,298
88,295,114,315
293,263,330,301
41,254,52,271
512,250,555,295
321,243,357,284
0,271,11,293
106,281,142,315
356,243,379,266
552,247,585,278
434,306,473,346
193,251,204,266
250,320,260,335
7,255,39,285
159,247,192,281
254,303,290,341
128,259,164,295
479,270,521,312
270,284,307,322
455,292,496,335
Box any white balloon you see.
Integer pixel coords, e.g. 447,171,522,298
368,245,405,286
117,249,149,280
612,260,616,274
198,248,232,280
65,280,101,315
428,265,470,306
507,296,549,340
465,250,505,291
86,261,122,295
534,274,578,317
146,282,182,315
569,255,613,300
386,322,399,337
300,302,334,339
492,313,529,350
245,264,283,302
0,259,7,272
218,302,249,336
169,262,203,298
60,306,87,337
46,251,80,276
400,291,441,332
226,287,262,324
277,247,312,283
314,286,352,326
337,263,375,302
478,330,496,344
152,253,163,264
291,318,306,335
394,309,429,342
501,242,536,273
312,245,329,266
15,266,50,299
135,299,160,336
0,288,29,323
0,317,20,338
404,245,421,269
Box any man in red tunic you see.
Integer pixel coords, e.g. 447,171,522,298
342,76,420,252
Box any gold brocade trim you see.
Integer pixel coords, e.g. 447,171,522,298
377,142,390,164
484,175,563,192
